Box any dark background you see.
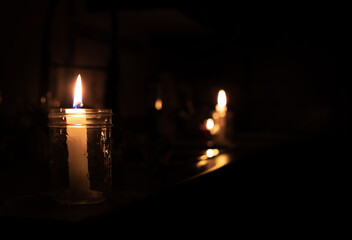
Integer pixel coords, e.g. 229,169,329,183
0,1,349,231
0,3,349,136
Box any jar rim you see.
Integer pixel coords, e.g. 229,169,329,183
48,108,113,127
48,108,112,117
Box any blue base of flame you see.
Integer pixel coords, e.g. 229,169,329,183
73,103,83,109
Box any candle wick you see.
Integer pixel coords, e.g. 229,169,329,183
73,103,83,109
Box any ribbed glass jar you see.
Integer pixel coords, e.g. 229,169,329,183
48,108,113,204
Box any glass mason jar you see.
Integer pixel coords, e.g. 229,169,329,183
48,108,113,204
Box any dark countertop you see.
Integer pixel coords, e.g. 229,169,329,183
0,135,348,234
0,145,237,222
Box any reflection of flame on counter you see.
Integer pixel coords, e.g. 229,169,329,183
198,148,220,160
197,152,230,171
206,149,219,158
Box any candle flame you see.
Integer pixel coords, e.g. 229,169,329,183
73,74,83,108
217,90,227,108
155,98,163,110
206,118,214,130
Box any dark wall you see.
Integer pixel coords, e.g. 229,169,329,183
0,3,349,148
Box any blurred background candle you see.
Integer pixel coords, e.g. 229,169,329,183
213,89,227,144
155,98,163,111
206,117,219,136
215,90,227,117
206,118,214,131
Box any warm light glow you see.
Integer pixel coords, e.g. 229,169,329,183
206,118,214,130
217,90,227,108
196,159,208,167
73,74,83,108
209,114,220,135
206,148,220,158
215,154,230,167
215,89,227,117
155,98,163,110
40,96,46,104
212,112,219,120
197,152,230,171
198,148,220,160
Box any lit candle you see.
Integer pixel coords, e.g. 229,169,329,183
205,117,219,135
206,118,215,131
65,74,90,192
213,89,227,143
155,98,163,111
215,90,227,117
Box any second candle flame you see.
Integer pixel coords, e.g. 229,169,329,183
73,74,83,108
217,90,227,109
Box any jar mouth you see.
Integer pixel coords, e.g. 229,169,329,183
48,108,113,127
48,108,112,115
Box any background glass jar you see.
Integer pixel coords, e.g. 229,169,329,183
48,108,112,204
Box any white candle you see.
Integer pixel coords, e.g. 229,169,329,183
66,74,90,192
